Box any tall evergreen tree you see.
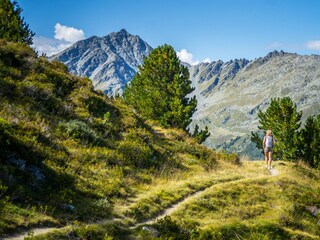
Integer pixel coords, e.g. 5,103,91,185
124,44,197,129
251,97,302,160
0,0,34,45
299,114,320,168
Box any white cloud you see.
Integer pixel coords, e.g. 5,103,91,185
32,23,85,56
177,49,206,65
306,40,320,50
54,23,85,43
32,36,72,56
177,49,211,65
177,49,197,65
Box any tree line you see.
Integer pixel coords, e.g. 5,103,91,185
251,97,320,169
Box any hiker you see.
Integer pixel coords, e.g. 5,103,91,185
263,129,275,170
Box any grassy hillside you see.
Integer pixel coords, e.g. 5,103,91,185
169,161,320,239
1,41,319,240
0,40,237,237
23,161,320,240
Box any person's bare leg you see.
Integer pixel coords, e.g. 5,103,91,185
264,150,268,168
268,151,273,169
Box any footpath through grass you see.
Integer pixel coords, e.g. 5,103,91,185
24,160,320,240
164,160,320,240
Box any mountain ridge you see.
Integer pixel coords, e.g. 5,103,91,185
50,30,320,158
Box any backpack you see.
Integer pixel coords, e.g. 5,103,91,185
265,136,273,148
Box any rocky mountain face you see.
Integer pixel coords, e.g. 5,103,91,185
189,51,320,158
50,29,152,96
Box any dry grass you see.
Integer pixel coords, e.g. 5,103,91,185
166,160,320,238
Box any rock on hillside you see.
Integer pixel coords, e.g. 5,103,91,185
189,51,320,159
50,29,152,96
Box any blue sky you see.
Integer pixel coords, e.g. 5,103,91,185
19,0,320,63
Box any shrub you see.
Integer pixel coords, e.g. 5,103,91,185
220,152,241,165
196,146,219,171
0,40,36,70
0,118,12,157
151,216,199,240
76,197,113,221
118,139,153,168
0,118,11,144
0,76,16,96
72,222,107,240
59,120,103,146
86,95,115,118
0,183,7,196
125,128,154,145
42,67,76,97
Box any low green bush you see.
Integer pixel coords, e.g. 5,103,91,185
148,216,199,240
59,120,104,146
0,118,11,151
118,139,153,168
220,152,240,165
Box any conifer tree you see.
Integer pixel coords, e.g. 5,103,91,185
124,44,197,129
299,114,320,168
192,125,210,144
251,97,302,160
0,0,34,45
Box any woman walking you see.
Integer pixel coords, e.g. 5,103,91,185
263,129,275,170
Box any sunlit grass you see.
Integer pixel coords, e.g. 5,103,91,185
164,160,320,239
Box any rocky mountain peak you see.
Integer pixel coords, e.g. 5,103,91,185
51,29,153,96
106,28,133,41
245,50,296,71
265,50,292,59
119,28,129,34
260,50,296,63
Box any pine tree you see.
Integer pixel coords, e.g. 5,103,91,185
192,125,210,144
299,114,320,168
124,44,197,129
251,97,302,160
0,0,34,45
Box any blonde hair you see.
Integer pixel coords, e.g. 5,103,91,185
266,129,272,136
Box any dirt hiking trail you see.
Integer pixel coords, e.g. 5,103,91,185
2,162,280,239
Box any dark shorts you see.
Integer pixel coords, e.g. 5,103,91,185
265,147,273,153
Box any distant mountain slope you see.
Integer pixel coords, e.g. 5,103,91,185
189,51,320,158
50,29,152,96
51,31,320,158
